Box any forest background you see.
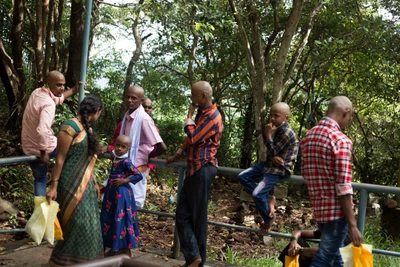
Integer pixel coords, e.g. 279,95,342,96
1,0,400,265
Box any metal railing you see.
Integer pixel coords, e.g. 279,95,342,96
1,155,400,258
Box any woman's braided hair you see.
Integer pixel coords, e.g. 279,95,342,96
78,94,103,157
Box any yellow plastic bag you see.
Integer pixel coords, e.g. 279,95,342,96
340,243,373,267
352,244,373,267
25,197,60,245
54,211,63,240
285,254,300,267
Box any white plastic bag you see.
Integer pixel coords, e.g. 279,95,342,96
25,197,59,245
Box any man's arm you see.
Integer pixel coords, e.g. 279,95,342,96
335,138,362,246
37,104,56,163
165,143,187,165
149,142,167,158
62,82,81,99
339,194,363,246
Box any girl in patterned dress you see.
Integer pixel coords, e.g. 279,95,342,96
100,134,143,258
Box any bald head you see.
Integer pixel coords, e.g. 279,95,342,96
116,134,131,146
142,97,153,115
271,102,290,116
127,86,144,98
46,71,64,82
327,96,352,115
190,81,213,108
326,96,353,130
124,85,145,112
193,81,213,97
45,71,66,97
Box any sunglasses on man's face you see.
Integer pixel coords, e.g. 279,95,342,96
142,105,152,109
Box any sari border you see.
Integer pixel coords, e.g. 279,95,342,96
62,156,97,226
71,118,86,146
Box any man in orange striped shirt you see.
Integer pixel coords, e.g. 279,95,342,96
166,81,223,267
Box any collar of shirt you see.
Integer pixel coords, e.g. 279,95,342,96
40,87,63,105
125,108,139,120
319,116,341,131
196,103,216,116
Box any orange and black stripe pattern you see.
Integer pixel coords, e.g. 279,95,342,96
181,104,223,176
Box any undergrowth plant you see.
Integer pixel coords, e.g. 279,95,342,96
0,165,34,216
217,216,400,266
221,246,282,267
363,216,400,267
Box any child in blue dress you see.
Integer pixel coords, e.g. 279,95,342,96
100,134,143,258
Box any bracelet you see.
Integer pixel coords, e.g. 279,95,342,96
52,180,59,183
290,236,298,242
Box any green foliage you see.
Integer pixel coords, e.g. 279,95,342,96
221,246,282,267
0,165,34,215
363,216,400,266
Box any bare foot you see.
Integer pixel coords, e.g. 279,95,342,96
260,216,275,233
268,195,276,218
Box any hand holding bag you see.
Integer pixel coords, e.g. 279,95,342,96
25,197,61,245
352,244,373,267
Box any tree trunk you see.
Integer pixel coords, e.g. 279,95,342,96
397,159,400,204
124,15,142,91
35,0,49,84
51,0,65,71
0,38,20,130
65,0,84,87
9,0,25,130
228,0,266,162
43,0,55,77
271,0,304,104
240,98,254,169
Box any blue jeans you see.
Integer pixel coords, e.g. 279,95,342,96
238,162,283,222
29,149,57,196
310,217,348,267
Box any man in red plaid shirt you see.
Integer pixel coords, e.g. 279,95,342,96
300,96,363,267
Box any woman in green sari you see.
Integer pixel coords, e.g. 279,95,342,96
46,94,104,266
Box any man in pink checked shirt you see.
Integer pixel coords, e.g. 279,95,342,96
21,71,79,196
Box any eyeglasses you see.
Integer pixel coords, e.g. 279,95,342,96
142,105,152,109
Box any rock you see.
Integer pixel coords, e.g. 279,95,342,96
155,222,166,230
262,236,274,246
0,198,19,222
382,206,400,240
384,199,397,209
239,189,253,202
274,185,288,200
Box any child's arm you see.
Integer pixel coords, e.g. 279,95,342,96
125,160,144,184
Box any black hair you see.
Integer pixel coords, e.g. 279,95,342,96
78,94,103,157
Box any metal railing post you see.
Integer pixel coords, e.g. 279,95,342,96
78,0,93,104
172,166,185,259
357,189,368,234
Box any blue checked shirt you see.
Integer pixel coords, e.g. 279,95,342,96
264,121,299,177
